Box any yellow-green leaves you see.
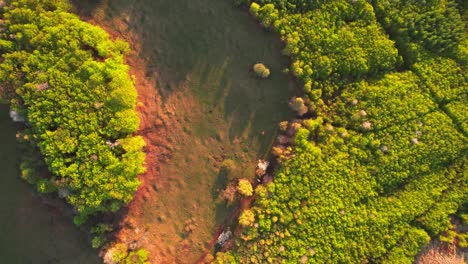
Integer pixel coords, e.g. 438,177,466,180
238,178,254,197
239,209,255,227
0,1,145,224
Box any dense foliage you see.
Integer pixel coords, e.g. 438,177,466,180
238,178,254,196
226,0,468,263
0,0,145,224
373,0,467,66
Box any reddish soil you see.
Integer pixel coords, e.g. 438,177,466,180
84,20,230,263
195,196,253,263
83,20,175,262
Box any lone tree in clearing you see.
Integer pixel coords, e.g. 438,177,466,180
253,63,270,78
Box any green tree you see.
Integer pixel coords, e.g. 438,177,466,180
238,178,254,196
239,209,255,226
253,63,271,78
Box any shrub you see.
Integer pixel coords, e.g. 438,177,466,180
91,235,106,249
271,146,284,157
279,121,289,131
19,160,38,184
219,182,237,204
289,97,308,116
125,248,150,264
239,209,255,227
249,2,260,16
104,243,128,263
90,223,112,248
238,179,253,196
36,179,57,193
253,63,270,78
221,159,236,171
214,252,237,264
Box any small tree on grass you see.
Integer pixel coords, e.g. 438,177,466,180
239,209,255,227
238,178,253,196
219,182,237,204
126,248,150,264
253,63,270,78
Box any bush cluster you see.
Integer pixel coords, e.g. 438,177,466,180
253,63,270,78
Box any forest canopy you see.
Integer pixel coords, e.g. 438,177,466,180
225,0,468,263
0,0,145,224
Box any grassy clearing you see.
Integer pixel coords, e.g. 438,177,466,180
73,0,295,262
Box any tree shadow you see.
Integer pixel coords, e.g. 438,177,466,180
210,169,237,225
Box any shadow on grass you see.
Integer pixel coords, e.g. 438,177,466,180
70,0,104,18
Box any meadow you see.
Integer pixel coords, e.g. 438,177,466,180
72,0,296,262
